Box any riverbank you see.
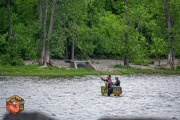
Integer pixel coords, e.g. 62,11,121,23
0,65,96,77
0,65,180,77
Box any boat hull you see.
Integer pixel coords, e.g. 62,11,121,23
101,86,122,96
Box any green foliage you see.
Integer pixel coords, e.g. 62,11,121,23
176,66,180,70
0,0,180,66
49,31,65,59
10,56,24,66
0,0,38,65
0,34,25,65
0,54,24,66
75,25,96,59
93,12,124,58
0,34,8,54
0,54,11,65
131,34,150,65
120,69,132,75
150,37,167,58
113,64,123,68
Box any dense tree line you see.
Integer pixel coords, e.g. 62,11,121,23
0,0,180,68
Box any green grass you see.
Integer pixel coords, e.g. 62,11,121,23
112,68,180,75
0,65,98,77
0,65,179,77
132,68,180,74
113,64,124,68
100,67,180,75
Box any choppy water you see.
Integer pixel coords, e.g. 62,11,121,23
0,75,180,120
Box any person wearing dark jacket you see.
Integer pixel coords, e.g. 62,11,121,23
100,75,113,96
113,77,120,86
106,79,113,96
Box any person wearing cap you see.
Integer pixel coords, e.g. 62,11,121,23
113,77,120,86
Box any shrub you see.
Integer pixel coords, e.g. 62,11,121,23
113,64,123,68
10,56,24,66
176,66,180,70
0,54,24,66
0,54,11,65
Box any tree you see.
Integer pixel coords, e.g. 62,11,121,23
45,0,57,65
124,0,129,67
39,0,58,66
7,0,13,37
163,0,175,69
57,0,86,60
39,0,43,65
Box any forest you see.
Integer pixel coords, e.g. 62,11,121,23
0,0,180,69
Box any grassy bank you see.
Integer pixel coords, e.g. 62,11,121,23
0,65,97,77
0,65,180,77
111,68,180,75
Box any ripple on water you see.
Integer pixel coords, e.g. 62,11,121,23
0,75,180,120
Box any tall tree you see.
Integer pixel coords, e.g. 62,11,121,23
7,0,13,37
124,0,129,67
41,0,49,66
45,0,57,65
39,0,43,65
39,0,58,66
163,0,175,69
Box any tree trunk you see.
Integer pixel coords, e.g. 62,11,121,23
88,0,92,28
124,0,129,67
39,0,48,66
39,0,44,65
163,0,175,69
71,37,74,60
158,56,161,66
7,0,13,37
62,19,69,60
86,0,92,28
71,20,77,61
65,39,69,60
45,0,57,66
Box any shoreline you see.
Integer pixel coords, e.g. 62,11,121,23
0,65,180,77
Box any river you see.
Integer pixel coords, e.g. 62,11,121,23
0,75,180,120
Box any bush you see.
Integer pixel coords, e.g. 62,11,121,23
10,56,24,66
0,54,24,66
120,69,131,74
113,64,123,68
0,54,11,65
132,59,149,66
176,66,180,70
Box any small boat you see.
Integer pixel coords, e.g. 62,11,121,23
101,86,122,96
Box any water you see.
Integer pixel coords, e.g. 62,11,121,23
0,75,180,120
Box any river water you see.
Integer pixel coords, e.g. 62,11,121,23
0,75,180,120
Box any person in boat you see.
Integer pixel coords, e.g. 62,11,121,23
113,77,120,86
106,78,113,96
100,75,113,96
100,75,111,82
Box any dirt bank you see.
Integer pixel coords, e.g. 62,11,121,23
24,59,180,72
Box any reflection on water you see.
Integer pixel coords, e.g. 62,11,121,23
0,75,180,120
